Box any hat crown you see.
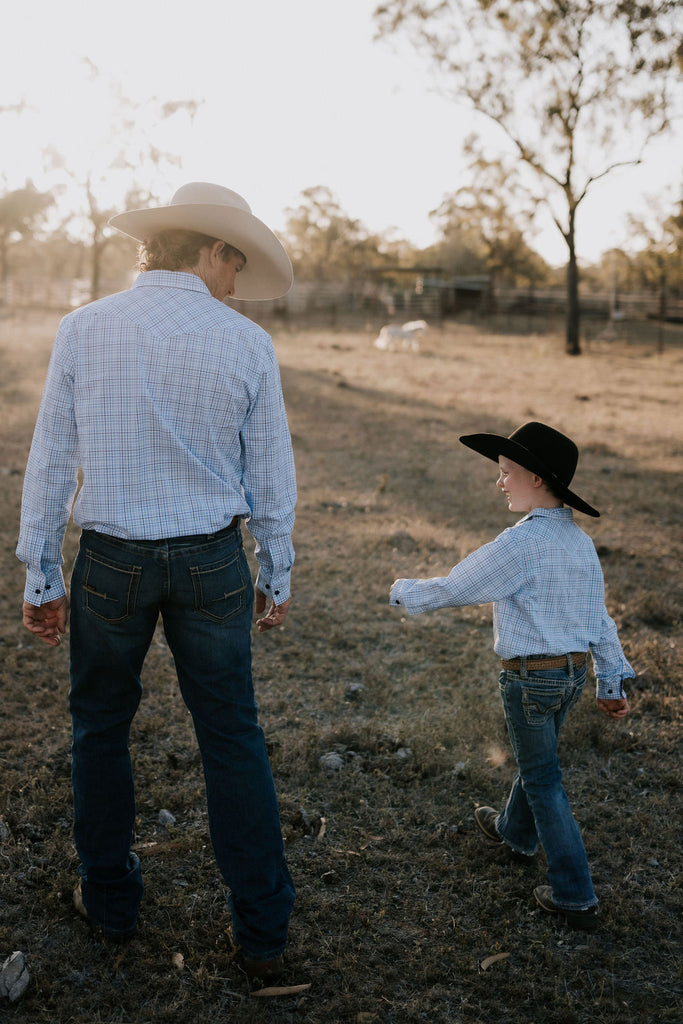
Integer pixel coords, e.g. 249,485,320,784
108,181,293,300
458,420,599,517
170,182,252,215
509,422,578,485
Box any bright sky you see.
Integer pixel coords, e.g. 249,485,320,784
2,0,681,267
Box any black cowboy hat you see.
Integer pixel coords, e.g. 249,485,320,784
459,421,600,518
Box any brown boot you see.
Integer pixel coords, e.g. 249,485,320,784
534,886,599,932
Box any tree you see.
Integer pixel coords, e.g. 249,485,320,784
44,62,200,301
626,192,683,319
429,137,549,290
374,0,682,353
0,182,53,284
282,185,414,282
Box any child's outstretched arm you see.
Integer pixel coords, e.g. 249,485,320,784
390,536,522,615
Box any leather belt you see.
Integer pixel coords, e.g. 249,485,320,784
163,516,240,542
501,652,586,671
211,515,240,536
91,516,240,547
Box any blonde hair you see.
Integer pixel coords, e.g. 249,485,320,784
137,229,245,272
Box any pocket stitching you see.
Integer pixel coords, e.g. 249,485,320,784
190,550,247,623
82,551,142,624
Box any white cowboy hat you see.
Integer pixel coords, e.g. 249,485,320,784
108,182,293,301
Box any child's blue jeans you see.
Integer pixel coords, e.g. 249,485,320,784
495,659,598,911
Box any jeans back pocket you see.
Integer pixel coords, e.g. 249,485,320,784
81,550,142,624
521,675,584,727
521,682,566,725
190,549,248,623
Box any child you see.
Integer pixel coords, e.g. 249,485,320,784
389,421,633,931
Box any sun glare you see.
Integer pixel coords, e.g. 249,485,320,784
2,0,681,262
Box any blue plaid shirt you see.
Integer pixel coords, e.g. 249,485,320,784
390,508,634,700
17,271,296,604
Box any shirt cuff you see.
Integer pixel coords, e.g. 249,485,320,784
255,569,290,604
390,579,423,615
24,568,66,605
595,677,628,701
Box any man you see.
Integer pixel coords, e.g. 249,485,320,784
17,182,297,981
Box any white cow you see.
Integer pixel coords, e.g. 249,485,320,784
374,320,427,352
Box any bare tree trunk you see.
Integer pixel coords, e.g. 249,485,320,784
565,208,581,355
90,240,102,304
658,263,668,321
0,233,7,288
86,180,107,303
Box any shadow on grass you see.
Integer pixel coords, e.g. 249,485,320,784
1,330,681,1024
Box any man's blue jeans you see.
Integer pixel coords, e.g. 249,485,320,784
495,660,598,911
68,523,295,953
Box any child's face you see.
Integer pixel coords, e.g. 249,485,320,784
496,456,544,513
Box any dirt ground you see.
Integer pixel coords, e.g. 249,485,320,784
1,310,681,1023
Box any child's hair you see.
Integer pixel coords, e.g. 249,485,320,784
543,477,563,501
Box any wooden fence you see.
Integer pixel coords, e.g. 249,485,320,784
2,276,681,328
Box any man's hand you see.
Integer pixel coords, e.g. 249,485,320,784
22,596,68,647
596,697,630,719
255,589,291,632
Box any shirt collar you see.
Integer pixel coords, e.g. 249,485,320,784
132,270,211,295
515,506,574,526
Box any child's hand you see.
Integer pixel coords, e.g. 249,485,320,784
596,697,630,719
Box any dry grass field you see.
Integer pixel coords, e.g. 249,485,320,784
1,309,681,1023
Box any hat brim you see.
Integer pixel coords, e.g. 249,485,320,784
459,432,600,517
108,203,293,301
